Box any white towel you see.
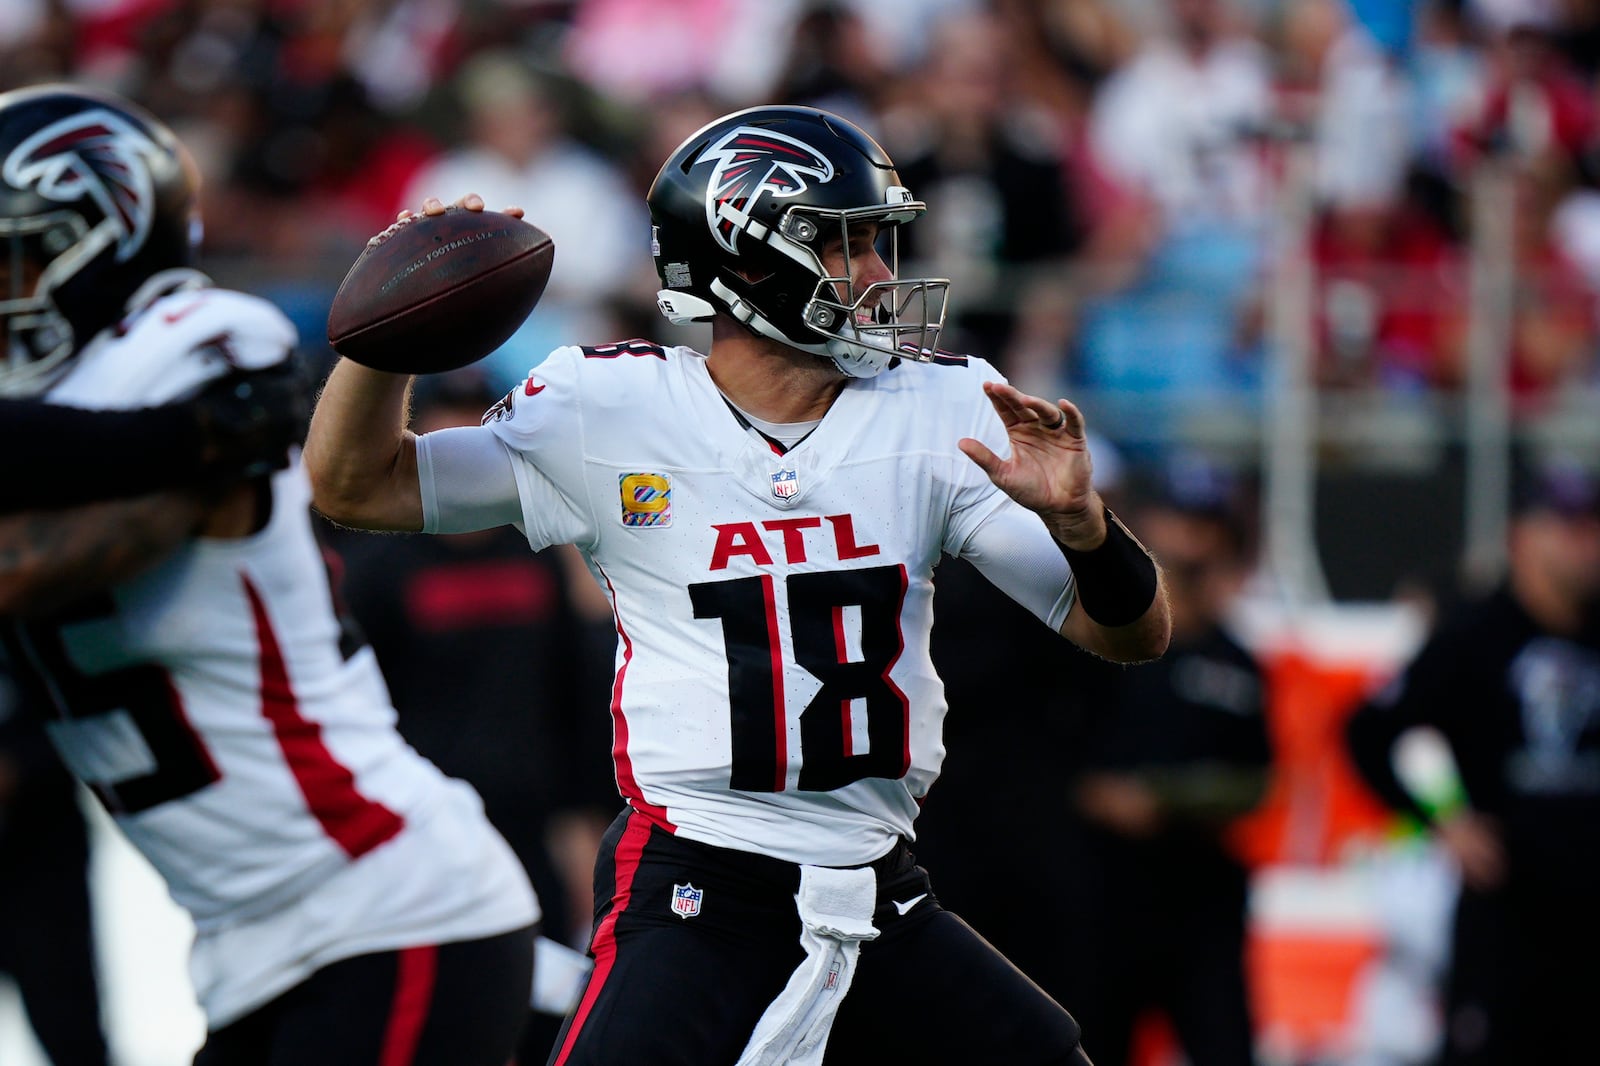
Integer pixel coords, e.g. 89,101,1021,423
531,935,593,1016
734,864,881,1066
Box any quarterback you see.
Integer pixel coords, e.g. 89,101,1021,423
309,106,1169,1065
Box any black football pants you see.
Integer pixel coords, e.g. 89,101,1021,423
192,923,535,1066
547,808,1088,1066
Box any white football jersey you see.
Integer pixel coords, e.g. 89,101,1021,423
483,341,1075,866
8,287,536,1026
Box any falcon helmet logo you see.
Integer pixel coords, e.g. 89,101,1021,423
2,109,164,262
701,126,835,255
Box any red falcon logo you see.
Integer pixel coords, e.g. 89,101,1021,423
2,109,164,263
701,126,835,255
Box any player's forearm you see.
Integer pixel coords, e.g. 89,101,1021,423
0,492,207,617
0,362,307,513
304,359,423,531
1063,584,1170,663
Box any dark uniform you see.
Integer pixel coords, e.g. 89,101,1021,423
1059,624,1268,1066
1347,586,1600,1066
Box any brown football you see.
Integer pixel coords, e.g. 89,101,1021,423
326,207,555,374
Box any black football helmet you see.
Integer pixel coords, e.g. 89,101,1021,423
647,105,948,378
0,84,200,396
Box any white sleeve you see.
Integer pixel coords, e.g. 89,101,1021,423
415,426,524,534
957,499,1078,631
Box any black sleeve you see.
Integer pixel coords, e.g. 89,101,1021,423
1344,622,1468,826
0,360,311,513
0,400,206,510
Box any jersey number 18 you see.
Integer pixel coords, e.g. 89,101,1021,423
691,564,910,793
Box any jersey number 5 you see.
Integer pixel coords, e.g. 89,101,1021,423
691,564,910,793
7,599,220,815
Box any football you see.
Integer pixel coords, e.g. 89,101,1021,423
326,207,555,374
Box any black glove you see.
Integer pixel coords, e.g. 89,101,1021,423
190,358,313,481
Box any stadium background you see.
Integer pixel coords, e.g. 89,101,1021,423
2,0,1595,1063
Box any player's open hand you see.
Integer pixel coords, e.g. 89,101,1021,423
959,381,1105,549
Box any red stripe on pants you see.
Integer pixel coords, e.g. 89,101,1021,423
551,811,654,1065
379,945,438,1066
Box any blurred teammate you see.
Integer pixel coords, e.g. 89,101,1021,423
1346,462,1600,1066
0,84,537,1065
308,105,1169,1065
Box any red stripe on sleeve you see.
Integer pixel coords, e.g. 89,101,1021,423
244,576,404,858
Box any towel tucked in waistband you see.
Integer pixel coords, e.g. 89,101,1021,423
733,863,880,1066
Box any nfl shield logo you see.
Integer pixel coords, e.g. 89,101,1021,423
671,882,703,919
771,468,798,500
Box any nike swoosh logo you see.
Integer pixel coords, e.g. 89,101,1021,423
524,379,546,397
891,893,928,916
163,300,205,324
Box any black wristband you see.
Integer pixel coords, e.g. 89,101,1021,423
1057,507,1159,627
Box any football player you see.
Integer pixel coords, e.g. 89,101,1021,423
0,85,540,1065
308,106,1170,1065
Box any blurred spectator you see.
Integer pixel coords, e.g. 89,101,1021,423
398,49,651,381
1345,459,1600,1066
886,10,1085,358
1310,183,1466,390
1409,1,1490,176
1088,0,1273,230
0,661,111,1066
1054,464,1271,1066
1075,0,1270,402
332,366,619,956
565,0,746,102
1505,155,1598,398
399,49,646,310
1285,0,1413,214
769,0,886,127
0,0,73,90
1453,6,1592,166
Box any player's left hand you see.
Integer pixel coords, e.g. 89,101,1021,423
959,381,1105,549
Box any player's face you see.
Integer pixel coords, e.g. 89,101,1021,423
820,222,893,324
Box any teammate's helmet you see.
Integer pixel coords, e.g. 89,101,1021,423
647,105,948,378
0,84,199,396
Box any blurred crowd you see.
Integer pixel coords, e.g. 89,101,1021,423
6,0,1600,428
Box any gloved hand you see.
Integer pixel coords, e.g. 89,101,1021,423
190,358,313,481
